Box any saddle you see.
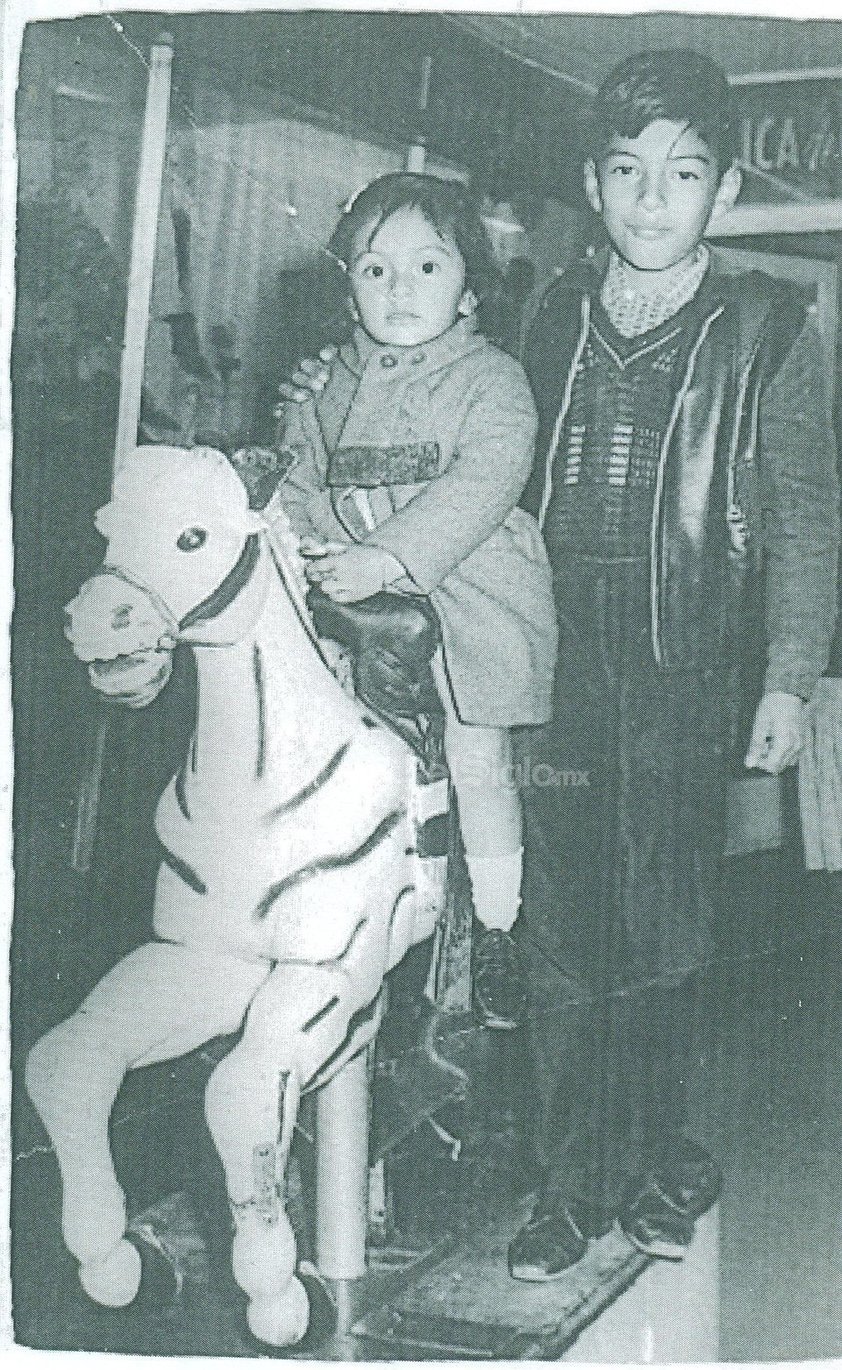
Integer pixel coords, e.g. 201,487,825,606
306,586,442,755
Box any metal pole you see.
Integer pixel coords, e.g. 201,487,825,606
406,54,432,173
113,33,174,480
72,33,174,873
315,1051,369,1282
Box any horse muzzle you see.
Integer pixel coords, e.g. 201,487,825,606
65,571,179,663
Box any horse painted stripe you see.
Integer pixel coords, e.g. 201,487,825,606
174,766,190,819
388,885,415,937
302,996,340,1034
252,808,404,921
263,742,351,823
335,915,368,965
253,643,266,780
160,843,207,895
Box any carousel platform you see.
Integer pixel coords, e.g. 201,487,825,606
348,1204,718,1362
11,870,842,1360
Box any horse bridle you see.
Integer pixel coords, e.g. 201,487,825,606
95,532,263,649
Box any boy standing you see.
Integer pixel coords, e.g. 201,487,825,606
510,49,839,1279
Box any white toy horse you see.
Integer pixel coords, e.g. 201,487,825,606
25,445,445,1347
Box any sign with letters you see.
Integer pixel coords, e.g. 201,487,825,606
734,78,842,203
713,77,842,234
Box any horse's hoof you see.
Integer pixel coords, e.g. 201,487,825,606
246,1274,310,1347
79,1238,142,1307
232,1214,297,1300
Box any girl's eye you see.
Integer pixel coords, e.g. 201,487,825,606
421,260,439,275
361,263,385,279
177,527,208,552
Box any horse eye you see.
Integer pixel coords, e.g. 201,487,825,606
177,527,208,552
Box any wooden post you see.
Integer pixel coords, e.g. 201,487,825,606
72,34,174,873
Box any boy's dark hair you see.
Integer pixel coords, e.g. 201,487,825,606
590,49,737,173
328,172,497,301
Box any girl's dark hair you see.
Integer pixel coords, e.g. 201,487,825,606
590,49,737,174
328,172,497,302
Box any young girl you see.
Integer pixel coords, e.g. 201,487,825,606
275,173,558,1029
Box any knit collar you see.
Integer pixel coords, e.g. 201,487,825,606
342,313,485,381
558,244,741,312
600,245,710,338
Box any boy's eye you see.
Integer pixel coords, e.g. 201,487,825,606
421,260,439,275
361,263,385,279
675,168,702,182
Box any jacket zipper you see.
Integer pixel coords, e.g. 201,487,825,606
649,304,725,667
537,296,591,532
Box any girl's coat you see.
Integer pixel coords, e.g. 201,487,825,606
279,316,558,726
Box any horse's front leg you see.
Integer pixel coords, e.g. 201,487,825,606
204,958,379,1348
25,942,267,1306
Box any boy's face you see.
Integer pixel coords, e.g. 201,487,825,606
348,206,475,348
585,119,741,274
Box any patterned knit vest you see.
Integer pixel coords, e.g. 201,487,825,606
541,290,708,563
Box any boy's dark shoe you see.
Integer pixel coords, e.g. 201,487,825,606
472,928,526,1030
508,1198,612,1282
619,1139,722,1260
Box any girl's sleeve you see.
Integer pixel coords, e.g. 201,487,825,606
364,352,539,592
759,317,840,699
276,400,345,543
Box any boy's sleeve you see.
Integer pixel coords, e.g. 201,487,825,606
364,353,539,592
759,317,840,699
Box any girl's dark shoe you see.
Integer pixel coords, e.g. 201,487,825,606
619,1139,722,1260
508,1199,611,1282
472,928,527,1029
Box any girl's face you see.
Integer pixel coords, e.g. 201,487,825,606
347,205,475,348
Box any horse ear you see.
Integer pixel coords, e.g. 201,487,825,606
229,447,291,510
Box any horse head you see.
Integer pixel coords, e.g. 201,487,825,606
65,445,267,700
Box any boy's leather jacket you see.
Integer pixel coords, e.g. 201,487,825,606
523,251,840,700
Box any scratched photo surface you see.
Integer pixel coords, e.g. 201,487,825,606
7,3,842,1362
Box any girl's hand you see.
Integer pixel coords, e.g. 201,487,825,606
299,538,347,558
275,346,337,409
307,545,405,602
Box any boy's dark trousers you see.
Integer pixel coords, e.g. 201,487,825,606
524,938,698,1226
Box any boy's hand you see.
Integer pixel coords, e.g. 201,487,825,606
303,544,404,602
745,690,805,773
275,345,337,408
